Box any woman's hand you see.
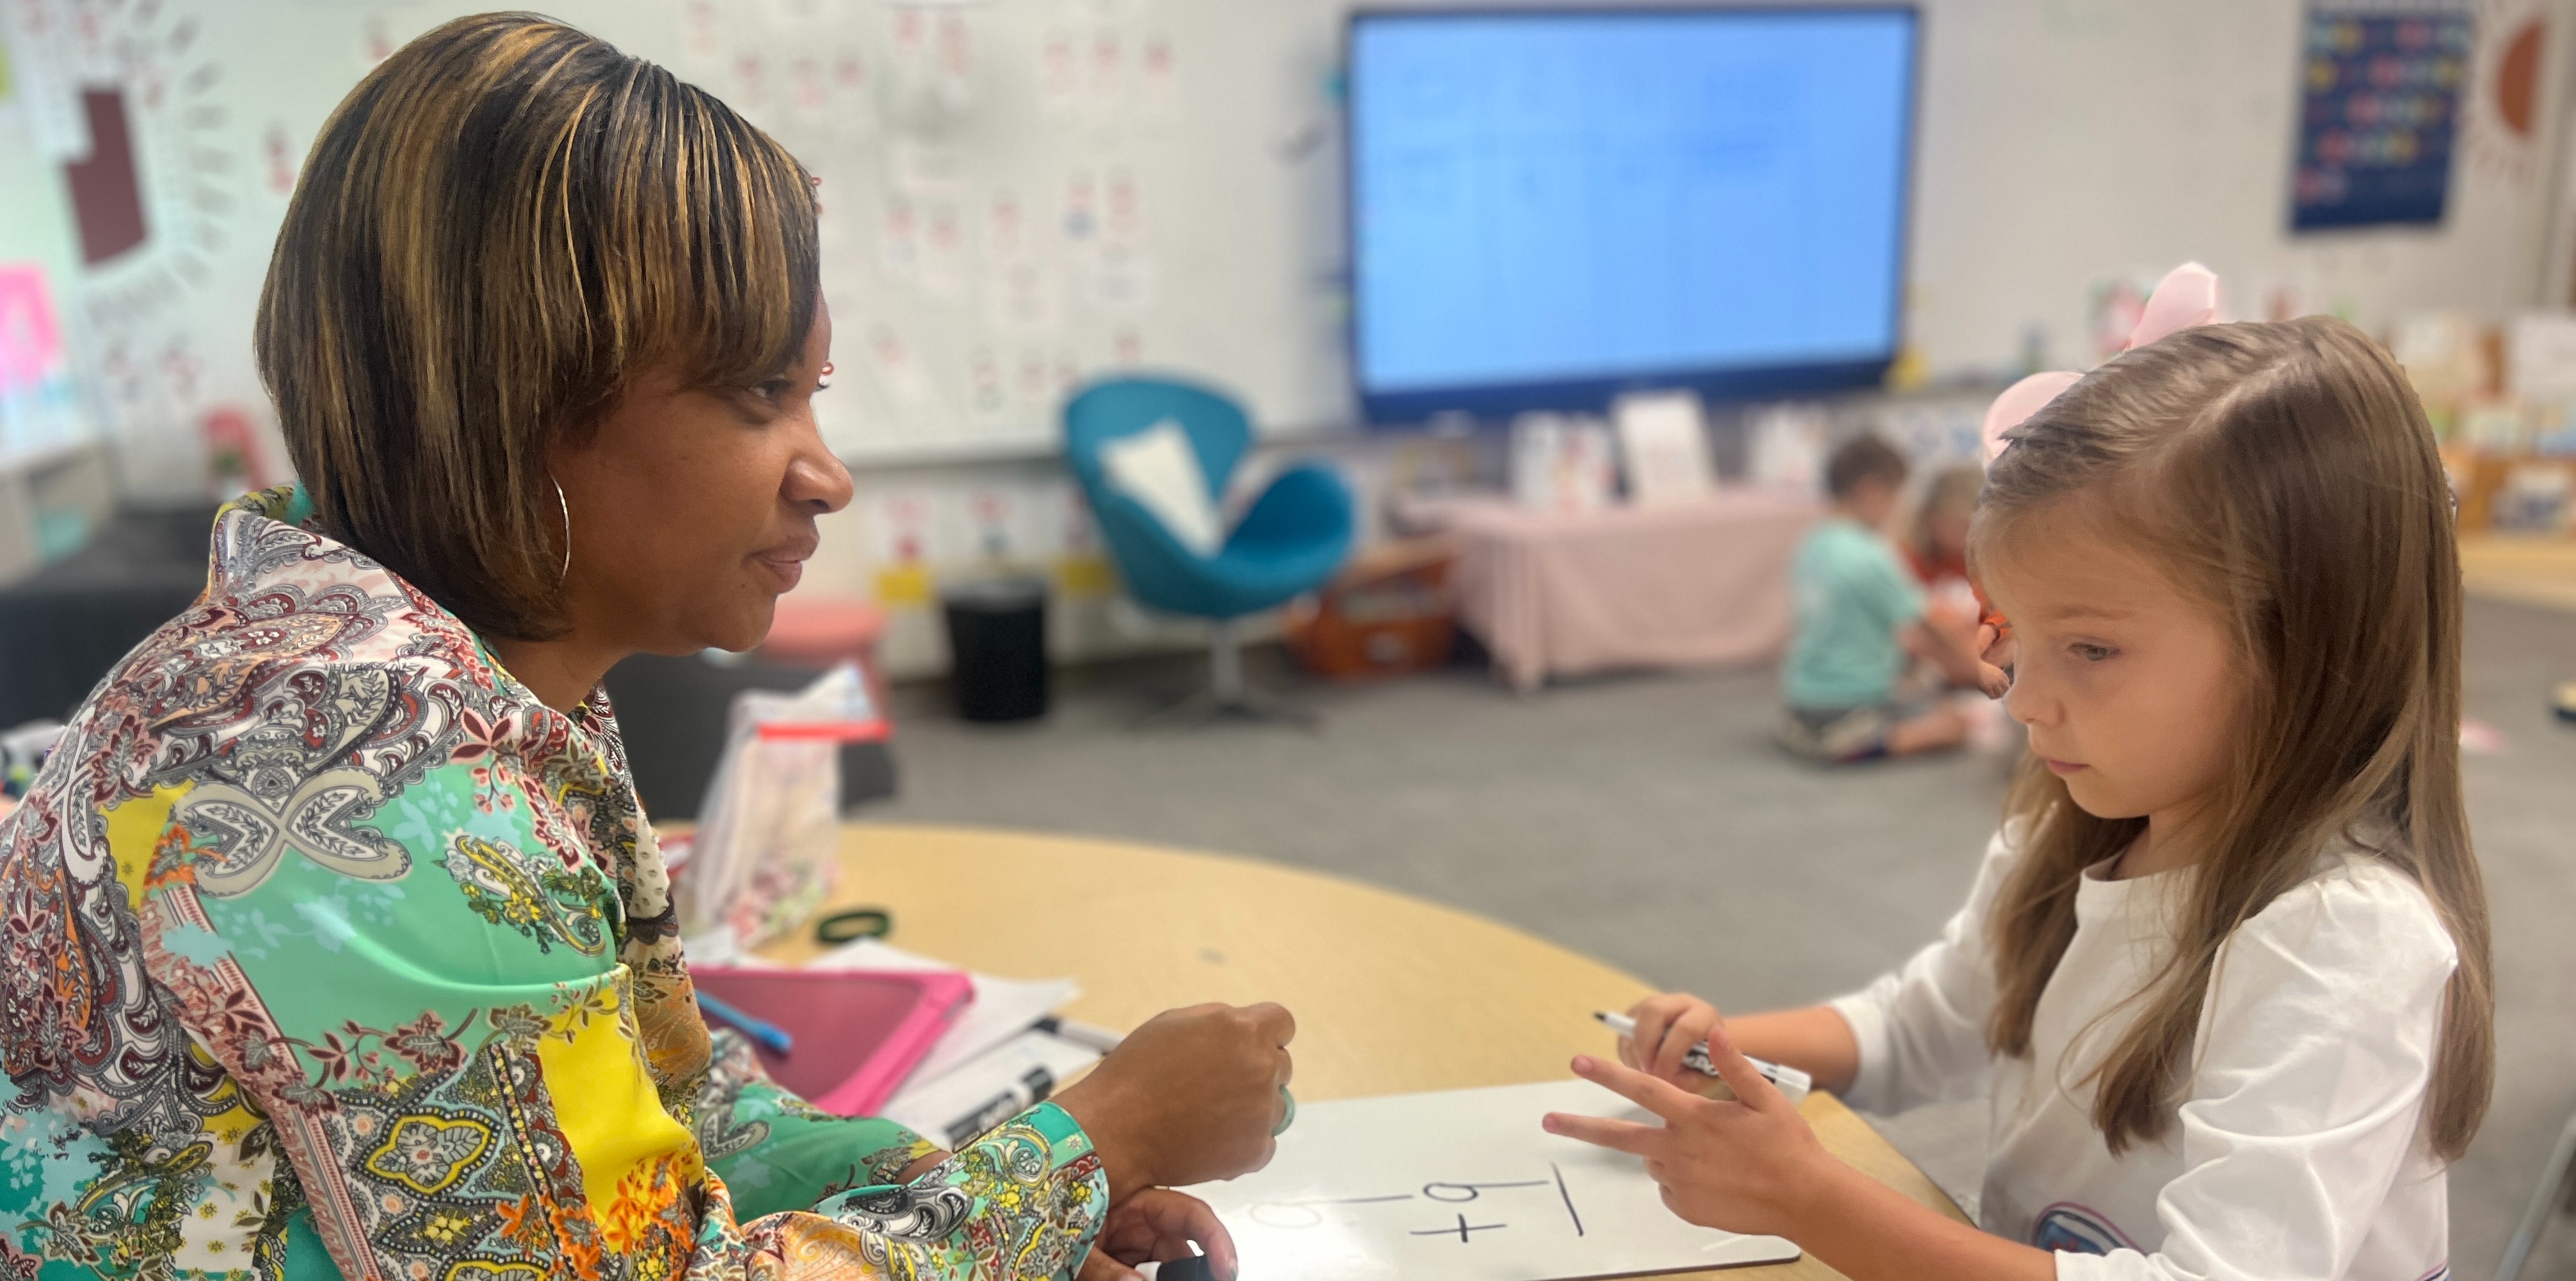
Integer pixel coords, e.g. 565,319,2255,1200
1544,1027,1837,1240
1055,1003,1295,1200
1619,993,1724,1090
1078,1189,1237,1281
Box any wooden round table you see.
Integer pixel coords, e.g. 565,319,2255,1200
757,823,1968,1281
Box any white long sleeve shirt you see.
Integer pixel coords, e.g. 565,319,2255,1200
1828,830,2458,1281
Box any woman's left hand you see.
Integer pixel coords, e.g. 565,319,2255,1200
1541,1025,1837,1240
1079,1188,1237,1281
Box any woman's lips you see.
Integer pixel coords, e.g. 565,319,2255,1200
753,556,804,592
2043,757,2088,776
750,541,814,592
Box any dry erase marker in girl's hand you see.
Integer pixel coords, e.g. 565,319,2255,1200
1593,1011,1812,1103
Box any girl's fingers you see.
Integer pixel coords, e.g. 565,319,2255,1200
1703,1024,1784,1113
1654,1009,1716,1082
1570,1053,1708,1122
1542,1109,1663,1155
1977,661,2012,700
1627,1000,1675,1074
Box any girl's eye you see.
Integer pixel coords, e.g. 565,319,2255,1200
2070,643,2116,663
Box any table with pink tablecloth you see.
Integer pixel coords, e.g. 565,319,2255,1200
1394,490,1822,692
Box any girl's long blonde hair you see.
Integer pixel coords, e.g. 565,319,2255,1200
1970,316,2493,1161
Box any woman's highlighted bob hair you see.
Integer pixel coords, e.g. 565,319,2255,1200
256,11,819,639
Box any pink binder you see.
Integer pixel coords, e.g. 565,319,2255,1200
689,965,974,1116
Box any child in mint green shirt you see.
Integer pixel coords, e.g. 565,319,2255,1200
1778,436,1986,762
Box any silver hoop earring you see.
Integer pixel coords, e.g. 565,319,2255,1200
551,476,573,584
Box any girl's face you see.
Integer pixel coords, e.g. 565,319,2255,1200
1982,506,2244,833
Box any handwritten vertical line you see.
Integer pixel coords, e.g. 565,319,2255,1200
1550,1160,1584,1237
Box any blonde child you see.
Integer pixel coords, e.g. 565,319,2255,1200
1904,463,1983,591
1904,463,1992,691
1550,316,2492,1280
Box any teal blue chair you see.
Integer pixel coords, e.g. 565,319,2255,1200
1064,377,1355,721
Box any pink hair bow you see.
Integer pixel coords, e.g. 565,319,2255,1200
1980,262,2221,463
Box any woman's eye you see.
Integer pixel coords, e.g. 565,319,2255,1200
2070,643,2116,663
753,378,794,403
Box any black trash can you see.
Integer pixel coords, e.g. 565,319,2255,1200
941,576,1050,722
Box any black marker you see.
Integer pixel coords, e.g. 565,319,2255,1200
1148,1240,1219,1281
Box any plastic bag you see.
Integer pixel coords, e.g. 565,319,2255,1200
675,662,885,952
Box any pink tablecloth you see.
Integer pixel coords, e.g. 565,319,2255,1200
1394,490,1821,692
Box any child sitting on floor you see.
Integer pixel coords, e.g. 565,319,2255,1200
1776,436,1987,764
1904,463,1995,681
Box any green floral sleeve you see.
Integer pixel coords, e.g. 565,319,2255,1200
691,1031,1110,1278
690,1029,942,1220
800,1102,1107,1280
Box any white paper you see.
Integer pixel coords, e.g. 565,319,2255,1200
1510,415,1614,514
920,204,968,299
880,1029,1104,1149
1038,29,1081,117
1613,391,1712,509
2510,311,2576,401
1746,404,1830,495
1184,1079,1798,1281
808,939,1081,1086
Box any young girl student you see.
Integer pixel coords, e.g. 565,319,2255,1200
1547,314,2493,1280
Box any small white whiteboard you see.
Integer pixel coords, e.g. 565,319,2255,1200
1182,1079,1799,1281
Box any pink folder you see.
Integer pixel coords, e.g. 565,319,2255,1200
689,965,974,1116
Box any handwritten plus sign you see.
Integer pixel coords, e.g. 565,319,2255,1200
1410,1214,1506,1244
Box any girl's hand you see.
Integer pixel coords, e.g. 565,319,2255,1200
1974,620,2015,699
1620,993,1723,1089
1543,1028,1837,1240
1079,1188,1237,1281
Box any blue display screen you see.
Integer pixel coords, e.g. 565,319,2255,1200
1348,8,1917,414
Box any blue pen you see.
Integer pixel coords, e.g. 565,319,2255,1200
698,991,794,1057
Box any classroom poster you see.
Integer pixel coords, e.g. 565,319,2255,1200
2291,0,2475,230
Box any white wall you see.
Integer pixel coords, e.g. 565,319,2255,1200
8,0,2574,669
1902,0,2573,374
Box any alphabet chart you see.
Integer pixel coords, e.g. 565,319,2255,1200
1182,1079,1798,1281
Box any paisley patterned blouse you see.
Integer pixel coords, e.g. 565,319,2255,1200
0,487,1107,1280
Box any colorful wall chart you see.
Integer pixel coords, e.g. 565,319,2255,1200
2291,0,2475,230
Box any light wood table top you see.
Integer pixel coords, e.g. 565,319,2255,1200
757,823,1969,1280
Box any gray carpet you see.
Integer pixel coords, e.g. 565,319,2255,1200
869,597,2576,1278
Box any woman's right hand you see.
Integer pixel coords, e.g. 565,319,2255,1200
1055,1003,1296,1200
1620,992,1724,1089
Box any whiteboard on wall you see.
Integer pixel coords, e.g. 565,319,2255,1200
14,0,1358,472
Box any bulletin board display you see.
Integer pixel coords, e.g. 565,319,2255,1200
2290,0,2475,230
2,0,1354,469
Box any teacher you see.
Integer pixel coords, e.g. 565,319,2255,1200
0,13,1290,1281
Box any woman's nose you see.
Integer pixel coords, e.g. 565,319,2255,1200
786,437,854,515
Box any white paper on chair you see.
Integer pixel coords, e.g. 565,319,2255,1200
1101,418,1225,556
1181,1079,1799,1281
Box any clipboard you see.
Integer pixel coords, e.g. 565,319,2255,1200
689,965,974,1116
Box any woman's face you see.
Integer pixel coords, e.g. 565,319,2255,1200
552,305,852,656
